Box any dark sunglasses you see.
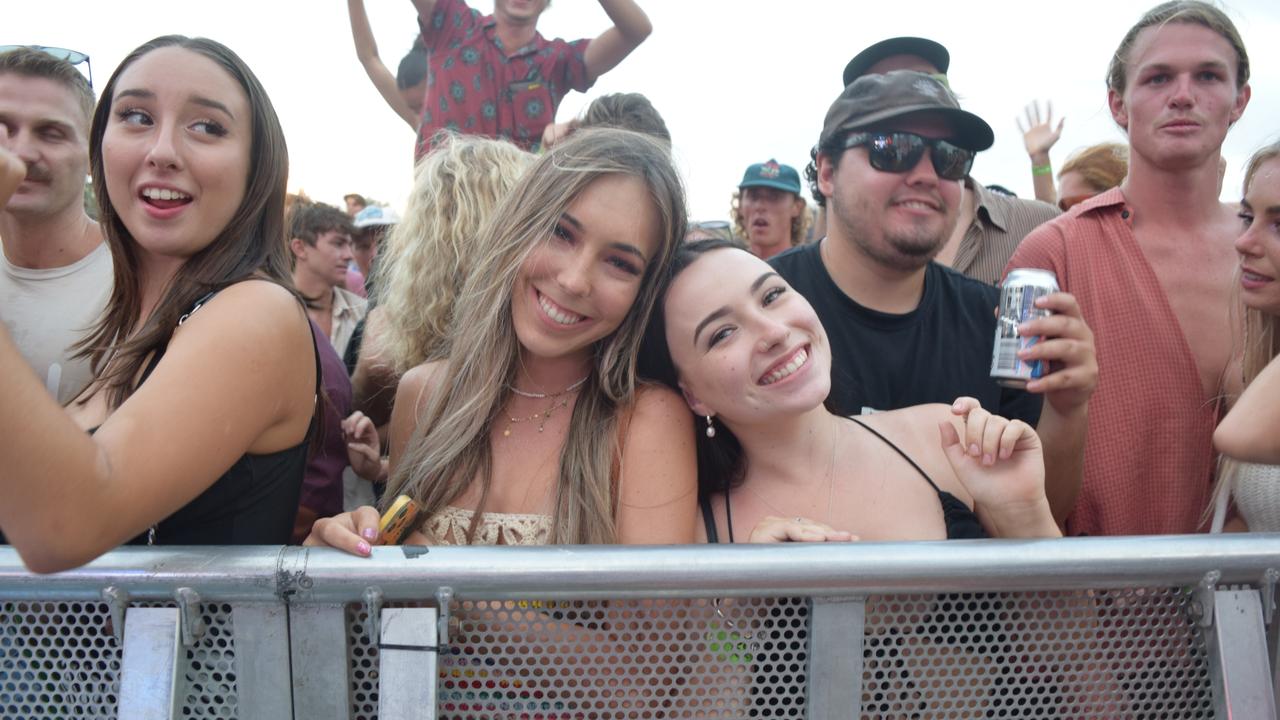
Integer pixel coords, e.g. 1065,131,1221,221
839,131,975,181
0,45,93,89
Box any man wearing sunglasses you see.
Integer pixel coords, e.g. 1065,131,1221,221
840,37,1060,287
770,70,1097,527
0,47,110,405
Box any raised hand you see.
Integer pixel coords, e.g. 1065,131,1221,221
1017,100,1064,162
940,398,1058,537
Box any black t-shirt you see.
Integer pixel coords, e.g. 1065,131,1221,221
769,242,1042,425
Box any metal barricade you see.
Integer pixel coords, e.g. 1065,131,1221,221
0,534,1277,719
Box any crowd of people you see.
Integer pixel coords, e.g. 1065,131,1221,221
0,0,1276,583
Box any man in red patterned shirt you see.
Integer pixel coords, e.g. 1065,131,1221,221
1005,1,1251,535
410,0,651,158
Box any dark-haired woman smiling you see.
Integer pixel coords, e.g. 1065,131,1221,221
0,36,315,573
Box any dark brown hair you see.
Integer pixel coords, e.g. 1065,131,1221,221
80,36,291,409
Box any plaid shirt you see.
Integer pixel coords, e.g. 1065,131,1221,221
415,0,593,158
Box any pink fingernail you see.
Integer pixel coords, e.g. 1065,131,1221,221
969,444,980,456
983,454,994,466
357,541,371,555
362,527,377,540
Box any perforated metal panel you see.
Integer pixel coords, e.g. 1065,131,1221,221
861,588,1213,718
0,600,239,720
347,596,810,719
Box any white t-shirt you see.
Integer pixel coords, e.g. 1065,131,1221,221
1,242,113,404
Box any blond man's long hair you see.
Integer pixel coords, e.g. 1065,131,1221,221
384,129,687,545
375,133,534,372
1210,141,1280,530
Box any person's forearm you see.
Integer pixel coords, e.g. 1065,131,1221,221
596,0,652,42
979,497,1063,538
1030,152,1057,206
1216,355,1280,464
348,0,380,63
0,327,111,570
1035,403,1087,527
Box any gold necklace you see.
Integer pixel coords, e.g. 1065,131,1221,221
501,376,588,437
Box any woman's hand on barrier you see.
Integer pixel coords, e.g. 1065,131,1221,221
747,516,856,544
343,411,384,482
303,505,382,556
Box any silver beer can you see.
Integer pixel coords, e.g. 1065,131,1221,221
991,268,1060,388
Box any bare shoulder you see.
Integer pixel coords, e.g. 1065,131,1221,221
859,404,953,444
395,360,448,414
627,382,693,428
177,280,306,338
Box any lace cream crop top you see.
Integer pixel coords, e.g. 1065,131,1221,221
426,505,553,546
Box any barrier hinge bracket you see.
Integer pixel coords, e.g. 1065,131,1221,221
1262,568,1278,625
173,587,206,647
364,586,384,645
1192,569,1221,628
102,586,130,645
435,586,454,651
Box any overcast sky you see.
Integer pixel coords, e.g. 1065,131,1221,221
13,1,1280,221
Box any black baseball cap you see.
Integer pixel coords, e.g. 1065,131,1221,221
842,37,950,87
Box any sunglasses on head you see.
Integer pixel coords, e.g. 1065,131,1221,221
839,131,975,181
0,45,93,89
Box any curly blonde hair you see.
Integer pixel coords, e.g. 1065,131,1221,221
374,133,534,373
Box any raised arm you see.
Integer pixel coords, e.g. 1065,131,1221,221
582,0,652,84
1216,354,1280,464
1017,100,1064,206
349,0,419,128
614,385,697,544
0,282,315,572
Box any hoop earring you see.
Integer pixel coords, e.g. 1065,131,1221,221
705,415,716,438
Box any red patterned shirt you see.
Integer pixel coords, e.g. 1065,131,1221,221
1005,188,1221,536
415,0,593,158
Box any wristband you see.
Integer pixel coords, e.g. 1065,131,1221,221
1032,164,1053,176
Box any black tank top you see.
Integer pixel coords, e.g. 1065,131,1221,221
701,417,987,543
109,290,318,546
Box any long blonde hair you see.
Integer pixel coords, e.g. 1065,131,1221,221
375,133,534,371
384,129,687,545
1210,141,1280,528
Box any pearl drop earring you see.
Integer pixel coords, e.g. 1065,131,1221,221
705,415,716,438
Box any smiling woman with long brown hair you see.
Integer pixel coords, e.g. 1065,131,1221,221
308,128,698,552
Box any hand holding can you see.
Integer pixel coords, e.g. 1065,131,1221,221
992,269,1060,389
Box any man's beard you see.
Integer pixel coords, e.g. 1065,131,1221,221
832,194,950,273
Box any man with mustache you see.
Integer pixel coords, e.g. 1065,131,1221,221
1006,1,1252,535
770,71,1097,526
0,48,111,404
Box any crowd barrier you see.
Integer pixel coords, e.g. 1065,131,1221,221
0,534,1278,719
